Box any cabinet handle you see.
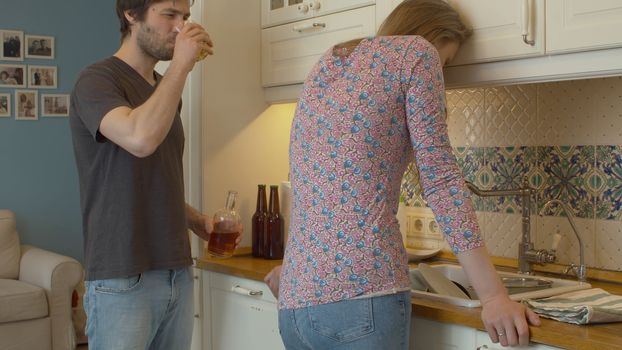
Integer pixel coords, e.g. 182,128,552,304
309,0,321,10
292,22,326,33
298,3,309,14
521,0,535,46
232,285,264,296
476,346,488,350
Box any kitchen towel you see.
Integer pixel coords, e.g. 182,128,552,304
525,288,622,324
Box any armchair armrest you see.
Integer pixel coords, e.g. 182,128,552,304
19,244,83,350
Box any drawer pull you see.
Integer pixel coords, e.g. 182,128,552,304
293,22,326,33
232,285,264,296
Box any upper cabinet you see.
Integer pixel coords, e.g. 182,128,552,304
261,0,375,28
546,0,622,54
446,0,544,65
262,0,622,99
384,0,622,66
261,0,376,87
261,0,312,27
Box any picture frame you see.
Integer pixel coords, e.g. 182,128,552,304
25,35,54,59
14,90,38,120
0,63,26,88
0,93,10,117
0,29,24,61
41,94,69,117
28,65,57,89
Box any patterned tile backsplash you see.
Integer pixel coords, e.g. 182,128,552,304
400,76,622,271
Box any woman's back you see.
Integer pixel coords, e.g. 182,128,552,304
280,35,482,310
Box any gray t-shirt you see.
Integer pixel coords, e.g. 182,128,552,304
69,56,191,281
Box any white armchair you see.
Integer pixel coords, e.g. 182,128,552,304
0,209,83,350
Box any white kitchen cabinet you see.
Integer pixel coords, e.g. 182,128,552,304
545,0,622,54
202,271,284,350
475,330,561,350
446,0,545,66
262,0,375,28
376,0,545,66
375,0,402,30
261,5,376,87
410,316,563,350
411,316,477,349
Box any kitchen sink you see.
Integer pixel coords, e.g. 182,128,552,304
410,263,591,308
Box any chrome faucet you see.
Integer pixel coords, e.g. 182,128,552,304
465,179,556,275
538,199,587,282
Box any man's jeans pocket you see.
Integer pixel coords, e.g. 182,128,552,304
94,274,143,294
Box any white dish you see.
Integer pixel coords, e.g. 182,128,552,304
405,248,441,262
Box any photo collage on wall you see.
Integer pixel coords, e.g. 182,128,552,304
0,29,69,120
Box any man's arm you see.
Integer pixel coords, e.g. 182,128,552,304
99,24,211,157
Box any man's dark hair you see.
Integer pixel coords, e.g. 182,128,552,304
115,0,194,40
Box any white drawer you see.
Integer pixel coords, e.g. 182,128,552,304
261,5,376,87
208,271,278,304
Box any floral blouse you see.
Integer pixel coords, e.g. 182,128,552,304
279,36,484,310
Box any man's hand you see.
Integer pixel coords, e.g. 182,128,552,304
264,265,282,299
192,214,213,241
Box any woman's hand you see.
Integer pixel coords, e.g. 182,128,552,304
264,265,282,299
480,292,541,347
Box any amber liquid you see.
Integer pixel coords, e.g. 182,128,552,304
207,231,240,258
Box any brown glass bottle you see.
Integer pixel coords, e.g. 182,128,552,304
265,185,284,259
251,184,267,257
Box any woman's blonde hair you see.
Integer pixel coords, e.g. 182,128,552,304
334,0,471,55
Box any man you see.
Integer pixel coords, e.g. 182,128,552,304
69,1,231,349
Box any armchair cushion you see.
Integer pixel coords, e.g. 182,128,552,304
0,209,20,279
0,279,48,323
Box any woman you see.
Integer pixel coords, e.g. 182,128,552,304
265,0,540,348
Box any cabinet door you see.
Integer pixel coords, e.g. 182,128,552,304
261,5,376,87
207,273,284,350
375,0,403,30
475,331,562,350
446,0,544,66
313,0,375,17
546,0,622,54
411,316,477,349
262,0,312,28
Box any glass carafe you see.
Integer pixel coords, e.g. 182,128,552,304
207,190,241,258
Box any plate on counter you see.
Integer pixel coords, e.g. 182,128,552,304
406,248,441,262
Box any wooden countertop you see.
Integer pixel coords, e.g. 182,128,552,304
196,253,622,350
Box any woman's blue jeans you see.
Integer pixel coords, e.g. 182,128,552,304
278,291,411,350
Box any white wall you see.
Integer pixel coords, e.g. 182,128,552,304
202,0,296,248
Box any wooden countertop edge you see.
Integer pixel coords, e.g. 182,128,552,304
411,298,622,350
196,255,622,350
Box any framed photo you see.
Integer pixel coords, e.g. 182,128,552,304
0,30,24,61
41,94,69,117
0,93,10,117
0,64,26,88
25,35,54,59
28,65,57,89
14,90,38,120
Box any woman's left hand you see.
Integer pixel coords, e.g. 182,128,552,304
481,295,541,347
264,265,282,298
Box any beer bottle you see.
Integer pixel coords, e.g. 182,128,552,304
251,185,267,257
265,185,284,259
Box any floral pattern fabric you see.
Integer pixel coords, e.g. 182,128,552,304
279,36,484,310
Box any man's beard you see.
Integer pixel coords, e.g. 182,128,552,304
136,23,174,61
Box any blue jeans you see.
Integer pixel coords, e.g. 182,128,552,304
279,291,411,350
83,267,193,350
